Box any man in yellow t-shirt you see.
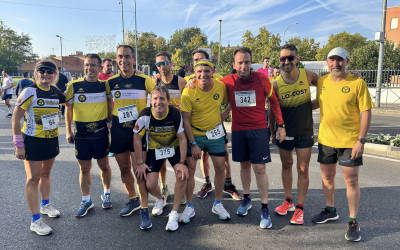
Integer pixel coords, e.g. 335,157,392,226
312,47,373,242
180,60,230,223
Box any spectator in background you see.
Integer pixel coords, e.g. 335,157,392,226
269,67,281,82
1,70,14,118
257,57,270,76
15,72,33,97
55,67,68,118
98,59,114,80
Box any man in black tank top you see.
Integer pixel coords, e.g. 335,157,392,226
268,44,321,225
152,51,187,203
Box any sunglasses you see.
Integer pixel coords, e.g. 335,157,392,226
155,61,171,67
37,69,56,74
279,55,297,62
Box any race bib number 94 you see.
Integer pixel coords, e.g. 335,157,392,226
155,147,175,160
42,113,59,131
206,123,225,140
234,90,256,107
118,105,139,123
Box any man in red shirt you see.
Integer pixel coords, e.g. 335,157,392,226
220,47,286,229
98,58,114,81
257,57,270,77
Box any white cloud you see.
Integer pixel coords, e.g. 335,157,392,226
185,3,198,25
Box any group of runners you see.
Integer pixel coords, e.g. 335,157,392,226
10,43,372,242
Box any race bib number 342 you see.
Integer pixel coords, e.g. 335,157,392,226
155,147,175,160
118,105,139,123
235,90,256,107
42,113,59,131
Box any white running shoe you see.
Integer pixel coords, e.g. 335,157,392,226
178,205,195,223
152,197,166,216
212,203,230,220
166,212,179,231
40,204,60,218
30,218,52,235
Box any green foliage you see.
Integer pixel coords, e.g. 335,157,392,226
287,37,320,61
316,31,368,61
241,27,281,63
0,19,37,72
98,51,116,59
367,133,400,147
168,27,207,63
170,48,184,74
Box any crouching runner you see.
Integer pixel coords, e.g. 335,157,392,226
133,85,189,231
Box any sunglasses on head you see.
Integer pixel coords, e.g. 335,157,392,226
279,55,297,62
37,69,56,74
155,61,171,67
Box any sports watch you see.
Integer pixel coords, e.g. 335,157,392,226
358,138,366,144
277,124,286,128
189,141,197,147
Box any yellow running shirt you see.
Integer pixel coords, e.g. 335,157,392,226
181,78,228,136
317,73,373,148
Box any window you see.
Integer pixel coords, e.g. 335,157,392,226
391,18,398,29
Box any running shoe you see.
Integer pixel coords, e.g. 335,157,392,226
140,208,152,230
223,184,243,200
162,185,170,202
260,208,272,229
30,218,52,236
101,192,112,209
166,212,179,231
212,203,230,220
345,220,361,242
275,200,295,215
237,198,252,216
152,197,166,216
40,203,60,218
180,193,187,205
75,200,94,217
197,182,212,198
290,208,304,225
178,205,195,223
108,152,114,157
119,198,141,217
6,114,12,118
312,208,339,224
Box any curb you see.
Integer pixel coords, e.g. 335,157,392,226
371,108,400,116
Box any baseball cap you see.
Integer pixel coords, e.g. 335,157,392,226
327,47,349,59
35,61,57,71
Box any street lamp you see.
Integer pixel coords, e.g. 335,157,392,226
134,0,138,70
119,0,125,44
56,35,63,73
218,19,222,64
282,22,299,46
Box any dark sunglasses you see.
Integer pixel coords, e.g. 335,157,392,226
279,55,297,62
155,61,171,67
37,69,56,74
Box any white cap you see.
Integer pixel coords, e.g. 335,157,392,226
327,47,348,59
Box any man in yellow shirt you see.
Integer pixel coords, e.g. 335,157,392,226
312,47,373,242
180,60,230,222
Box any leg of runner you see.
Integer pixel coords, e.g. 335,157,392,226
321,163,336,207
198,150,212,198
96,156,112,209
114,151,137,198
211,155,230,220
159,160,169,201
342,166,360,218
147,173,166,216
253,164,269,204
179,157,197,223
275,148,295,216
222,144,242,200
240,161,252,196
78,160,92,196
172,166,187,212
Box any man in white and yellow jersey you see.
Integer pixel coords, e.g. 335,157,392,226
312,47,373,242
107,45,156,217
152,51,187,203
66,54,113,217
180,60,231,223
269,44,322,225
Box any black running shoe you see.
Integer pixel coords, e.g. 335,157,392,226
312,208,339,223
345,220,361,242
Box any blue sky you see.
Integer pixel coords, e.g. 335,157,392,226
1,0,399,58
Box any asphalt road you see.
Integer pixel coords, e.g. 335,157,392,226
0,98,399,250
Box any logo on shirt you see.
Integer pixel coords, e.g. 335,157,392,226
78,88,84,92
342,86,350,93
195,98,200,103
114,84,119,89
299,81,304,85
149,126,155,131
114,91,121,98
213,93,220,100
37,99,45,106
322,86,326,90
78,95,86,102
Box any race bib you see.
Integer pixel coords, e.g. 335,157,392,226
155,147,175,160
206,123,225,140
42,113,59,131
118,105,138,123
234,91,256,107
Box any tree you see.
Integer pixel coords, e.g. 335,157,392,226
171,34,208,66
287,37,320,61
168,27,207,55
98,51,116,59
316,31,368,61
215,47,237,76
0,19,37,72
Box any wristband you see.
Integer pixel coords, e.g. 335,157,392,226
13,135,24,148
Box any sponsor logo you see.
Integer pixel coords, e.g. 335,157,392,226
342,86,350,93
78,95,86,102
341,159,351,163
114,91,121,98
213,93,220,100
78,88,84,92
299,81,305,85
75,149,78,155
37,99,45,106
150,126,155,131
263,156,269,160
114,84,119,89
195,98,200,103
45,100,59,105
322,86,326,90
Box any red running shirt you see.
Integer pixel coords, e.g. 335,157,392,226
98,72,113,81
221,72,284,131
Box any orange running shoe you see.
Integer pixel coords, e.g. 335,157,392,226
274,200,295,215
290,208,304,225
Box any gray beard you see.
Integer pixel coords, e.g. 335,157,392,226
330,71,343,77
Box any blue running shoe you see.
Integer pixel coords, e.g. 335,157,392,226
75,200,94,217
120,198,141,217
101,192,112,209
260,208,272,229
237,198,252,216
140,209,152,230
